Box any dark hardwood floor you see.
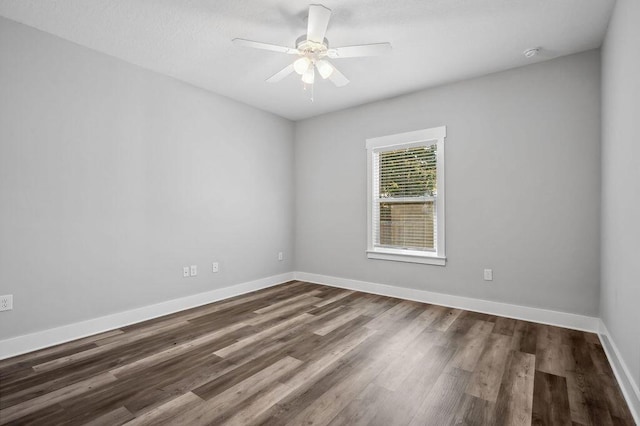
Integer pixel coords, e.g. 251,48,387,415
0,281,635,425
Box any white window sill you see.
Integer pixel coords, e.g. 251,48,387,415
366,249,446,266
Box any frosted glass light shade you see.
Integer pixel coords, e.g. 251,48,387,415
316,60,334,79
302,66,315,84
293,57,311,75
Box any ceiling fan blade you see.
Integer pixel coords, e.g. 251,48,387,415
232,38,298,55
266,63,296,83
328,66,349,87
327,43,392,58
307,4,332,43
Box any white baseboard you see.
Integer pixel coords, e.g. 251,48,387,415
0,272,294,360
598,320,640,424
294,272,600,332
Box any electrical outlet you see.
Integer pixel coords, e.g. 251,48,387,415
278,252,284,261
190,265,198,276
0,295,13,311
183,266,190,278
483,269,493,281
212,262,219,273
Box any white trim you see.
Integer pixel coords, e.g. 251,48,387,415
435,132,446,257
0,272,294,360
366,250,446,266
293,271,599,332
365,126,447,149
598,320,640,424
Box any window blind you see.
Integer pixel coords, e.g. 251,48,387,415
372,144,437,251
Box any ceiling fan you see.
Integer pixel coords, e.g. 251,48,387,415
232,4,391,92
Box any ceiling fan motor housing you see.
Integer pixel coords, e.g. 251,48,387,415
296,35,329,58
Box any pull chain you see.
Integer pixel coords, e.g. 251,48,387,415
302,82,314,102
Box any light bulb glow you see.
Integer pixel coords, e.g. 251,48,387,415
293,57,311,75
301,66,315,84
316,60,334,79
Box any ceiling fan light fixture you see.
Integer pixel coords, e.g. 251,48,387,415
233,4,391,91
293,57,311,75
301,66,315,84
315,60,334,79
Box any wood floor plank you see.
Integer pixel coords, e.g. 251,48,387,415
32,321,190,372
409,367,472,425
367,344,457,425
532,370,572,426
363,299,421,331
494,350,536,425
242,296,322,327
123,354,234,415
0,282,634,426
176,356,302,425
512,321,538,355
0,371,118,424
454,394,497,425
494,317,517,336
447,320,495,372
283,327,377,391
565,371,614,426
221,382,293,426
375,344,426,392
466,333,512,402
215,313,313,358
253,290,322,314
84,406,134,426
123,392,203,426
313,307,366,336
313,290,355,308
326,382,383,426
284,351,388,426
111,322,246,377
430,307,464,331
535,324,567,377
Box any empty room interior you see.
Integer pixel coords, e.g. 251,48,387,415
0,0,638,425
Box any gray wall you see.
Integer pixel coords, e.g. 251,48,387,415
295,50,601,316
0,17,294,340
601,0,640,410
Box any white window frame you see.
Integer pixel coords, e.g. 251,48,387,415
366,126,446,266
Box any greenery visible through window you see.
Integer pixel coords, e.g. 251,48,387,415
379,146,437,198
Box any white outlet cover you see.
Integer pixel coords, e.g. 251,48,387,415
0,295,13,311
212,262,219,273
278,252,283,261
483,269,493,281
190,265,198,276
183,266,190,277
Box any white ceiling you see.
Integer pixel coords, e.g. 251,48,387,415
0,0,614,121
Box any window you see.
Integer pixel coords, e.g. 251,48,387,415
366,126,446,265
